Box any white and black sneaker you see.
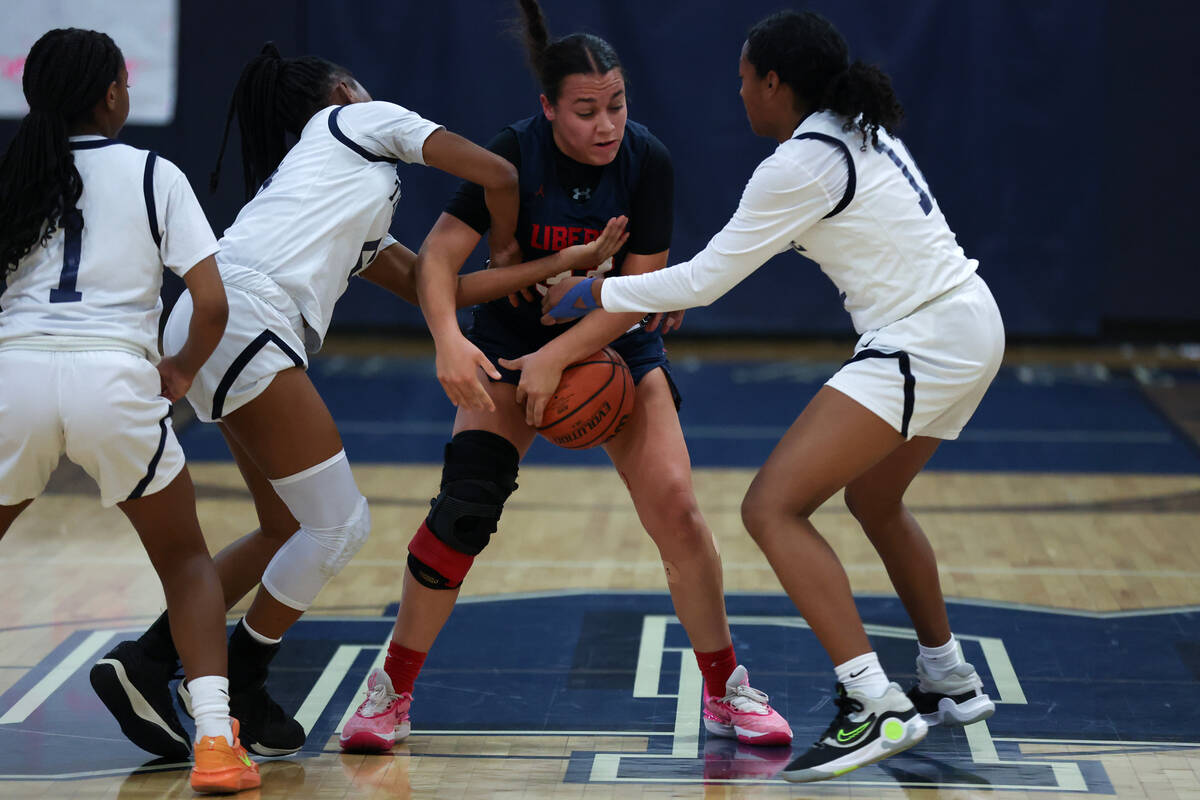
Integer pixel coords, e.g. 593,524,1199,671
780,682,927,783
906,659,995,727
89,640,190,760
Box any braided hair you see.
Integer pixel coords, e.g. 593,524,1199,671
211,43,354,199
515,0,624,104
745,10,904,148
0,28,124,275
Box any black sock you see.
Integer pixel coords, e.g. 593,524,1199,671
137,611,180,664
228,619,280,692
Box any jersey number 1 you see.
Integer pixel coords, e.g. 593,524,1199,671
873,141,933,215
49,209,84,303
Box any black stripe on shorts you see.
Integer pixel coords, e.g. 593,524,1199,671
126,412,171,501
842,348,916,438
211,330,305,419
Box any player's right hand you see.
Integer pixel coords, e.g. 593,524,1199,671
156,356,194,403
435,334,501,412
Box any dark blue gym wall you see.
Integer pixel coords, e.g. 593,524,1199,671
2,0,1196,339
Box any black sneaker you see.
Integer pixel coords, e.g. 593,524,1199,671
906,659,996,727
780,682,927,783
179,621,306,756
178,679,305,757
89,640,190,760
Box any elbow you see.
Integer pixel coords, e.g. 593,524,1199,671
486,160,519,192
198,290,229,333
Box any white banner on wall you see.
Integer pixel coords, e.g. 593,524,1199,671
0,0,179,125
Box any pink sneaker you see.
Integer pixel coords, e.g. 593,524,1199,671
339,669,412,753
702,665,793,746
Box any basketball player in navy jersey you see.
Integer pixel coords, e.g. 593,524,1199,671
544,10,1003,782
0,29,258,793
341,0,791,752
88,42,628,761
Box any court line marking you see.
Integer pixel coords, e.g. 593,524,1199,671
997,736,1200,747
294,644,363,734
596,615,1082,793
965,720,1088,791
0,630,112,725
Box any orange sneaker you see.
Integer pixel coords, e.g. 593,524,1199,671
190,718,262,794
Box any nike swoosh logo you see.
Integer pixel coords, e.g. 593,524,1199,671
835,715,876,744
849,668,867,678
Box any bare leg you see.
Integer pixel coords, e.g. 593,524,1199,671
119,469,227,681
391,377,536,649
219,368,346,639
209,425,300,610
604,369,730,652
741,387,905,666
844,436,950,646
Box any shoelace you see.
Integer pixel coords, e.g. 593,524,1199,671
816,688,865,744
358,681,396,716
721,683,771,714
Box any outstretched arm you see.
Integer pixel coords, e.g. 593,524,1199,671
544,153,836,317
360,216,629,308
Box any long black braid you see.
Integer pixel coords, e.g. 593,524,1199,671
211,43,354,200
0,28,123,275
746,10,904,148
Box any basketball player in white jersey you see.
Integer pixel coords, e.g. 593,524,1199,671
0,29,258,793
544,10,1003,782
90,42,630,760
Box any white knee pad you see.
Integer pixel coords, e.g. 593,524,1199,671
260,451,371,611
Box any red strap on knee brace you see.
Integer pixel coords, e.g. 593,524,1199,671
408,521,474,586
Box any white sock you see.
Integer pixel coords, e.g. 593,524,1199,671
188,675,235,746
918,635,963,678
242,617,282,646
834,652,890,698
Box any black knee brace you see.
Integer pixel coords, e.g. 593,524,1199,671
407,431,520,590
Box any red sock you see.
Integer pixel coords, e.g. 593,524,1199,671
695,645,738,699
384,640,427,695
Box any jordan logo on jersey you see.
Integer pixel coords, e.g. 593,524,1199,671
571,187,592,202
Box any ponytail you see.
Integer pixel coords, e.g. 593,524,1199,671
821,61,904,148
513,0,624,104
0,28,123,274
211,43,353,199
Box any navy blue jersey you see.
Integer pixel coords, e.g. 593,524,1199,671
447,114,673,343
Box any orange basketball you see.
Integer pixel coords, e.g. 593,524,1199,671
537,346,635,449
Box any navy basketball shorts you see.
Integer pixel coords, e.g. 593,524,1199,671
467,308,681,410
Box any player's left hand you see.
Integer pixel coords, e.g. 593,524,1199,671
646,310,686,334
156,356,194,403
498,350,564,427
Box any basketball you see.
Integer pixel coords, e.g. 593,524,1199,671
537,346,635,449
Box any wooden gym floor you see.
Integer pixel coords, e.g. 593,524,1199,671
1,339,1198,799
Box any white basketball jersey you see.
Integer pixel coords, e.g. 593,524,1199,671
215,101,442,352
0,137,218,359
789,111,977,332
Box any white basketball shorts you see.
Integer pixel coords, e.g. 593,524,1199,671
825,273,1005,441
0,349,185,507
164,269,308,424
